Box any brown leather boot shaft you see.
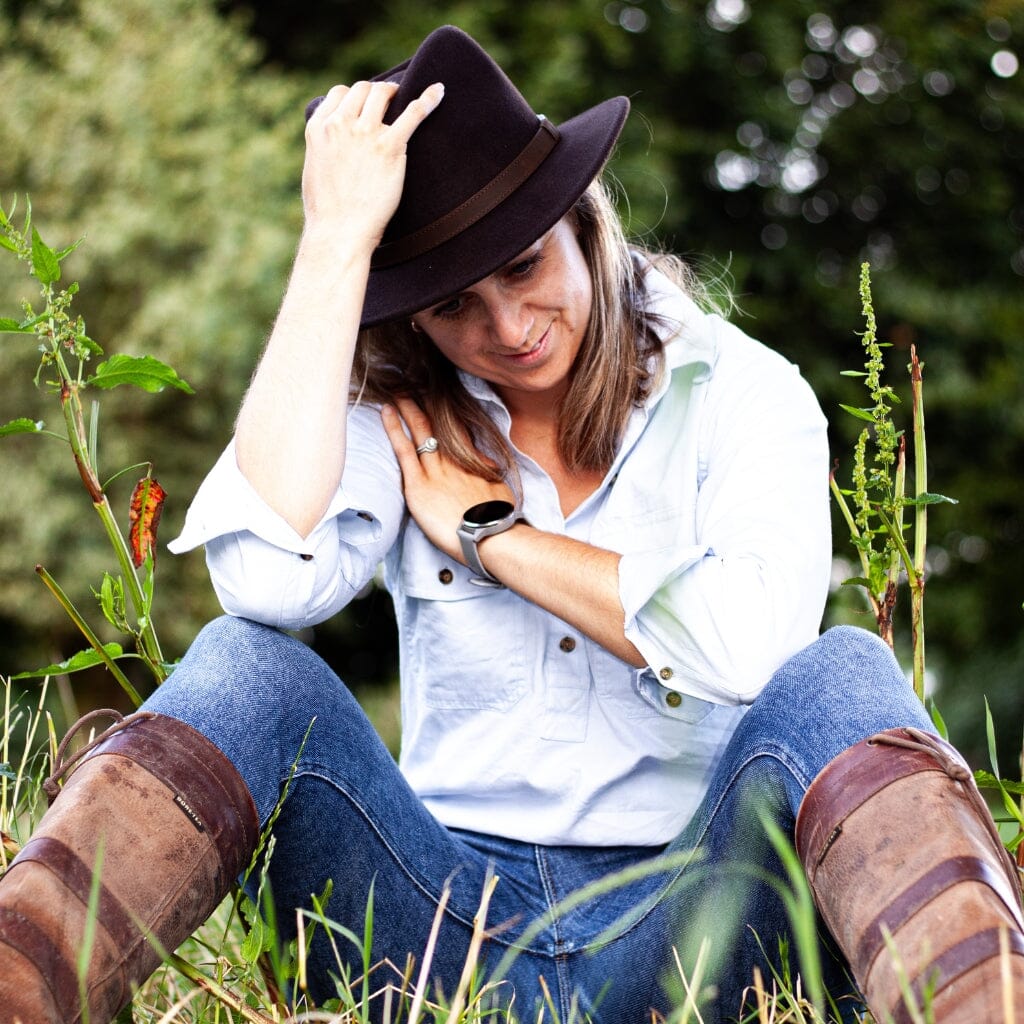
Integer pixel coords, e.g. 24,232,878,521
0,712,259,1024
796,727,1024,1023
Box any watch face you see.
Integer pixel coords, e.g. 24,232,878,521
464,499,516,526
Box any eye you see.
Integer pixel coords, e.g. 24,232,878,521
431,295,466,321
507,252,544,279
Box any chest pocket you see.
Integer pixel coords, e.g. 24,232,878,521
396,528,528,712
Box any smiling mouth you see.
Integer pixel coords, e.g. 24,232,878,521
505,325,551,364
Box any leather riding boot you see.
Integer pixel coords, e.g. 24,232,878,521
0,710,259,1024
796,727,1024,1023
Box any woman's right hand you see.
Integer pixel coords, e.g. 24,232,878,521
301,80,444,254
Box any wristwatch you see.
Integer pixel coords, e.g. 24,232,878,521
457,500,525,588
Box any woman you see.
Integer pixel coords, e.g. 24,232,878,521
1,26,1021,1024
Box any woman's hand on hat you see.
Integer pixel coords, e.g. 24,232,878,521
301,80,444,253
381,399,515,562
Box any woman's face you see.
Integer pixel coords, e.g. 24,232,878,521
412,216,593,408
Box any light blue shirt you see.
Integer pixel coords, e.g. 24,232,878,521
170,267,831,846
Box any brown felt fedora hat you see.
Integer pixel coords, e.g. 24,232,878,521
306,26,630,328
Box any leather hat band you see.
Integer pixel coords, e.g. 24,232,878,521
371,116,560,270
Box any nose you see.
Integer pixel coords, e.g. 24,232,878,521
486,297,532,350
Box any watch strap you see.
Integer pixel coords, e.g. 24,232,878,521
458,510,525,588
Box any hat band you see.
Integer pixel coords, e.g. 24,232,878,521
371,116,560,271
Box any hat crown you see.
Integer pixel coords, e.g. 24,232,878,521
304,26,628,326
377,27,546,249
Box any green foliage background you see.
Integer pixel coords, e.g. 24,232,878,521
1,0,1022,764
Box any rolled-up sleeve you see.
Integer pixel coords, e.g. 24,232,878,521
620,320,831,705
168,404,405,629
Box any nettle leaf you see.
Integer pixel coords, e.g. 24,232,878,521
88,354,194,394
12,643,125,679
0,417,44,437
838,403,878,423
30,227,60,285
0,317,32,333
974,770,1024,796
904,492,959,507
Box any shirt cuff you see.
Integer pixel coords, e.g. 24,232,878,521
167,442,379,556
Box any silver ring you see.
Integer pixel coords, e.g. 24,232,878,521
415,436,439,456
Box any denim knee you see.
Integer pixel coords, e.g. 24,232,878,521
144,615,365,820
723,627,931,806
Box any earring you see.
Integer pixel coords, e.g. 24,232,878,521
410,320,423,334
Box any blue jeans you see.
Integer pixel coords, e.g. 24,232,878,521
144,620,931,1023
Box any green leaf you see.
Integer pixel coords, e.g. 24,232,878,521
88,354,194,394
838,403,878,423
0,417,44,436
974,770,1024,796
903,492,959,507
76,334,103,356
12,642,125,679
927,697,948,740
840,576,871,588
96,573,129,632
240,910,269,963
55,237,84,262
0,235,18,253
0,317,31,333
30,227,60,285
839,370,867,377
984,697,1001,778
0,764,17,781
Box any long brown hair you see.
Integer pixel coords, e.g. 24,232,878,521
352,178,698,481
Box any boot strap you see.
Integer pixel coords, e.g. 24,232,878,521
798,728,1024,907
890,926,1024,1024
856,854,1024,977
0,905,79,1022
44,709,157,804
12,835,141,953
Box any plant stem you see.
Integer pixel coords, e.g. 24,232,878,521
829,474,881,620
57,364,166,680
34,566,143,706
93,498,166,678
167,954,277,1024
910,346,927,701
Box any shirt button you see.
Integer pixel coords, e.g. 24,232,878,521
559,636,576,653
299,553,314,562
665,691,682,708
438,568,454,584
356,511,374,522
659,666,674,681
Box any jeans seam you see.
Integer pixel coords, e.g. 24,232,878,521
288,767,537,947
581,745,811,949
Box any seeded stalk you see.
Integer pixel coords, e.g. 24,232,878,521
833,266,950,705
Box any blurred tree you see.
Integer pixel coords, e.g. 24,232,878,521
0,0,397,710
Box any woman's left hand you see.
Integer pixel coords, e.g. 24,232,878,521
381,398,515,562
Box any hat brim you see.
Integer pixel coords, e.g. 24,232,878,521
360,95,629,328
